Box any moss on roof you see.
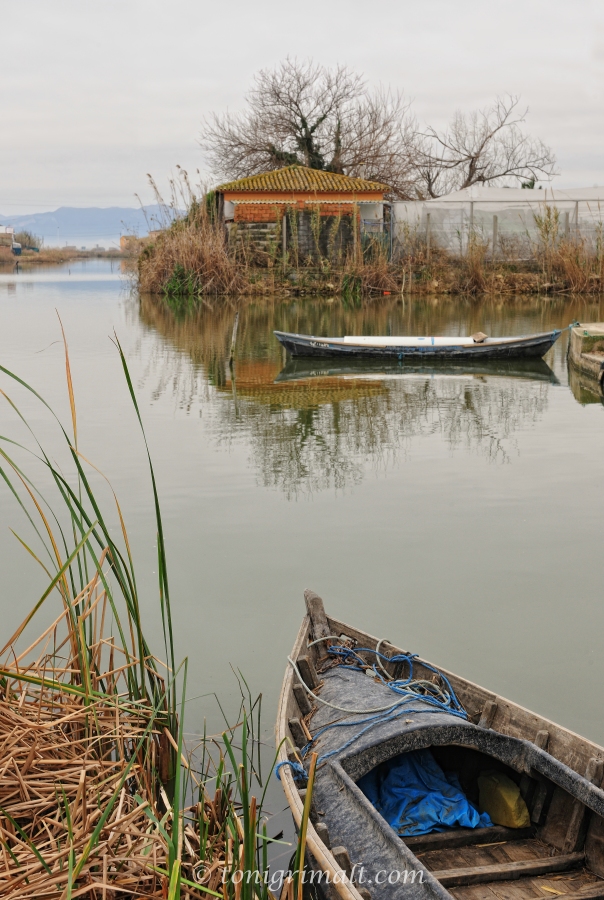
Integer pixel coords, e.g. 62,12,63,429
216,165,388,194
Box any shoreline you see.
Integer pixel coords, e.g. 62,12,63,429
0,247,132,266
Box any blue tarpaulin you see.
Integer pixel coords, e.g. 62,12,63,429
358,748,492,836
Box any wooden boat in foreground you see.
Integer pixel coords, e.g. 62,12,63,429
276,591,604,900
274,329,562,360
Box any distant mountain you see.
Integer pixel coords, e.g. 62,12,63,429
0,205,171,241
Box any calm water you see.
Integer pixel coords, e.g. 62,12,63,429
1,260,603,756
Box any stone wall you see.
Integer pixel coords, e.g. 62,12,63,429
568,324,604,386
227,221,280,263
227,210,356,266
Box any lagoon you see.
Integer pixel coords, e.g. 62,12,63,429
0,259,603,755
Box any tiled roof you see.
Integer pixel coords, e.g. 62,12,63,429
216,165,388,194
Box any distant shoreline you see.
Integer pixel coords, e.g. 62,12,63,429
0,246,132,266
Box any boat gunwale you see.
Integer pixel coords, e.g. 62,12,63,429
275,613,367,900
273,329,561,350
325,613,604,775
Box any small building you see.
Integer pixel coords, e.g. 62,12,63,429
0,226,14,249
214,165,388,262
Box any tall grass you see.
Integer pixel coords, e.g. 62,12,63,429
533,204,604,292
138,206,246,297
0,325,304,898
138,173,245,297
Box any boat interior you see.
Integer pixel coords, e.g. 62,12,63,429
361,742,604,900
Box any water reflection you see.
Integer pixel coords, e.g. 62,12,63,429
568,364,604,407
135,294,602,496
276,357,559,383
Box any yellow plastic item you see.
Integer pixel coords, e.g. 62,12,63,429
478,770,530,828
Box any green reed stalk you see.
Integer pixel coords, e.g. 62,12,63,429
293,752,317,900
0,327,310,897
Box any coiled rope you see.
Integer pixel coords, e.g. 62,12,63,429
290,638,466,716
277,640,468,774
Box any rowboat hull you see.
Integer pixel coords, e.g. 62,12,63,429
276,592,604,900
274,329,561,359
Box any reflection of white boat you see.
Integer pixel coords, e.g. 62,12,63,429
274,328,562,359
275,357,559,384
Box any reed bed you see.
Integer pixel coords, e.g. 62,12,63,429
138,204,246,297
0,609,170,899
0,325,304,898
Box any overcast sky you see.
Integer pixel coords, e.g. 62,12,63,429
2,0,603,213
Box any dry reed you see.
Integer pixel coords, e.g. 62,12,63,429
0,325,299,899
0,591,171,899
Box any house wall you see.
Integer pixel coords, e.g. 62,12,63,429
227,221,280,263
234,205,282,223
226,211,355,265
359,203,384,223
234,202,366,223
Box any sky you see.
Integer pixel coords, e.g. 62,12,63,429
1,0,603,214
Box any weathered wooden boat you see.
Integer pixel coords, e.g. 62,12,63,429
273,329,562,360
275,357,559,384
276,591,604,900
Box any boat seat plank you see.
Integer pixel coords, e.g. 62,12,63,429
450,884,505,900
405,826,534,854
451,882,541,900
432,852,584,886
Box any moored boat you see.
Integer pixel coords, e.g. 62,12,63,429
274,329,562,359
276,591,604,900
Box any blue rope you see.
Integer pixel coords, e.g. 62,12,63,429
273,644,468,778
275,760,307,783
313,702,460,766
325,645,466,715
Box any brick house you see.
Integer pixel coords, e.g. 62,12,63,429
214,165,388,262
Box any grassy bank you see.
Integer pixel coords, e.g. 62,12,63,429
0,329,307,898
137,201,604,300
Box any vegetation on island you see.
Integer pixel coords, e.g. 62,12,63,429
137,173,604,299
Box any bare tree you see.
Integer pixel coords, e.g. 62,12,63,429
337,87,419,198
200,58,417,198
412,96,557,198
202,64,556,200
